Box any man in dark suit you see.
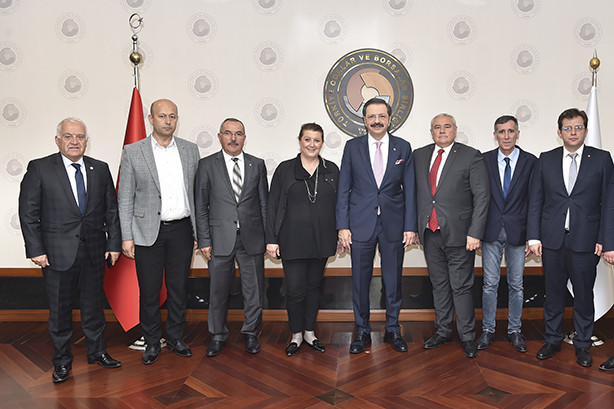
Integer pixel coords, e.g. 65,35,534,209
195,118,268,357
19,117,122,383
528,108,613,367
118,99,200,365
414,113,490,358
336,98,418,354
477,115,537,353
598,175,614,371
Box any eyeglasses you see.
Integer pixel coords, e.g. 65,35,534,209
561,125,585,131
61,133,86,141
221,131,245,137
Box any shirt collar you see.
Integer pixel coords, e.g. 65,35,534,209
368,133,389,146
497,146,519,162
564,144,584,158
222,149,244,163
151,135,176,150
60,153,85,169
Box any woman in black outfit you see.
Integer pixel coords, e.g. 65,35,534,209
266,123,339,356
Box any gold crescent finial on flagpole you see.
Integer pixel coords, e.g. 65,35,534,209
129,13,143,90
590,50,600,87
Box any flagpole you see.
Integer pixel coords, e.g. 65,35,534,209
590,50,600,87
129,13,143,90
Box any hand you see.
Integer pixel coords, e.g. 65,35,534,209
595,243,603,257
336,239,346,254
266,244,280,259
466,236,481,252
105,251,120,266
338,229,352,250
524,242,531,257
403,231,418,248
193,240,198,250
200,246,212,261
31,254,49,268
122,240,135,259
529,243,542,257
603,250,614,264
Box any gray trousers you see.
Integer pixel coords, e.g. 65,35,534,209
207,231,264,341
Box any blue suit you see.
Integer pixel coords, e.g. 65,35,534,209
481,147,537,334
336,133,417,333
527,145,613,348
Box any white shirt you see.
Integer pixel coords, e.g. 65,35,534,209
368,133,389,175
497,147,519,187
429,143,454,186
151,136,190,222
61,154,87,209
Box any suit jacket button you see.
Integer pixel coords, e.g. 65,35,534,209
157,212,160,215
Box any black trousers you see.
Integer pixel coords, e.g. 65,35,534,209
135,218,194,346
282,258,327,334
43,241,106,367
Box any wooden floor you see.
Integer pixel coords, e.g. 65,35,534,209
1,319,614,408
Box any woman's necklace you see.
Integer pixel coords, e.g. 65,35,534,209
305,165,319,203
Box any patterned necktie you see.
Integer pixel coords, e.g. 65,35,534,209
231,157,242,202
567,153,578,195
428,149,444,232
373,141,383,187
71,163,86,214
503,157,511,198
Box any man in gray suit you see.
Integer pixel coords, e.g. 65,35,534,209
118,99,200,365
414,113,490,358
195,118,268,357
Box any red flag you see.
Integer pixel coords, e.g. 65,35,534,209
104,87,168,331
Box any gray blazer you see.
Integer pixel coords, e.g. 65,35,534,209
118,135,200,246
194,150,268,256
413,142,490,246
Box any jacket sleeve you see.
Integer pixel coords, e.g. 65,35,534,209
194,159,212,249
18,160,45,258
335,143,352,230
117,147,136,241
467,150,490,240
103,163,121,252
266,165,283,244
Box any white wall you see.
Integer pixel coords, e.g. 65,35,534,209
2,0,613,269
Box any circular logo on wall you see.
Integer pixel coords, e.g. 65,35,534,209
191,125,218,155
0,42,22,72
58,70,89,99
382,0,413,16
263,153,284,177
4,208,21,237
120,0,151,13
323,48,414,138
0,97,26,127
572,73,593,100
574,18,602,47
447,15,477,45
456,126,475,147
254,97,285,127
253,41,284,72
510,44,540,74
510,99,539,128
252,0,283,15
318,15,348,44
446,70,476,101
511,0,541,19
55,13,86,44
324,131,344,150
0,0,19,16
187,70,218,100
186,13,217,44
387,42,413,67
1,152,26,182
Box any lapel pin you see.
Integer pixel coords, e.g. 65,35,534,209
393,147,397,151
89,166,94,170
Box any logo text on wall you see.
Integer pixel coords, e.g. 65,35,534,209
324,48,414,138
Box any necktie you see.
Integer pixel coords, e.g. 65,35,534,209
231,157,242,202
373,141,383,187
567,153,578,194
503,157,511,198
428,149,444,232
71,163,86,214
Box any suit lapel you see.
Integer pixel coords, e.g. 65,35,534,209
83,157,96,214
176,138,190,195
436,143,458,194
487,151,505,199
141,137,161,193
215,151,236,202
241,154,256,203
381,136,398,185
571,146,593,195
358,136,378,187
507,148,525,195
53,153,81,215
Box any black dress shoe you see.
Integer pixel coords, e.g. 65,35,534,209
166,339,193,357
142,343,161,365
507,332,527,353
536,342,561,360
476,331,495,350
52,364,71,383
88,352,122,368
206,340,225,357
423,333,452,349
384,331,408,352
245,335,261,354
599,355,614,371
462,340,479,358
286,341,302,356
306,339,326,353
349,331,371,354
575,347,592,367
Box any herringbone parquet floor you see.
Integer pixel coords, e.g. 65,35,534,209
1,319,614,408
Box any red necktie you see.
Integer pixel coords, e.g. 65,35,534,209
428,149,444,232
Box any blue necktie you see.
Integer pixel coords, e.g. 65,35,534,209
72,163,86,214
503,157,511,198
